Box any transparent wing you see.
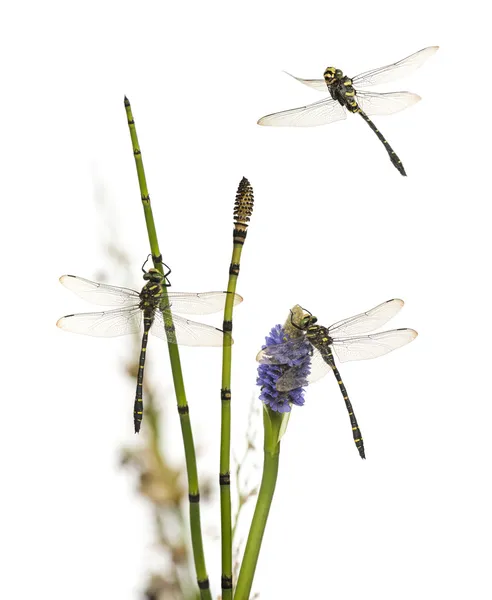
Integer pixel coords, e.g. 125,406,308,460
276,347,332,392
59,275,140,307
257,97,347,127
151,310,228,347
166,291,243,315
356,91,421,116
329,299,405,337
57,307,142,337
283,71,327,92
256,337,308,365
332,329,418,363
352,46,439,88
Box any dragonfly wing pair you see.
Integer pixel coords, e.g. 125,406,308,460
257,299,417,392
57,274,242,346
258,87,421,126
283,46,438,94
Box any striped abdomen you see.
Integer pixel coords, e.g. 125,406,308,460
321,345,366,459
358,110,406,176
134,313,153,433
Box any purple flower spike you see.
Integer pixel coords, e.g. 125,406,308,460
257,324,311,413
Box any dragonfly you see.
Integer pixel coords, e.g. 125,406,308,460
257,46,439,176
256,299,417,458
57,263,242,433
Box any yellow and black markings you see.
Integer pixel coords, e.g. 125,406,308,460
306,324,366,459
324,68,407,176
358,110,406,176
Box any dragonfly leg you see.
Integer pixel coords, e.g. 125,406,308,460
141,254,152,273
162,262,172,286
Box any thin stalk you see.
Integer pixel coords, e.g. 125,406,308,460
220,178,254,598
231,443,257,545
234,410,281,600
124,97,212,600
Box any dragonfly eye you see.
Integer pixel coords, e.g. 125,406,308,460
335,69,343,79
301,316,311,328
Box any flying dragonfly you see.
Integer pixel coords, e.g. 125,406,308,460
57,264,242,433
256,299,417,458
257,46,439,176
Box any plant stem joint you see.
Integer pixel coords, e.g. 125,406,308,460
221,388,232,402
229,263,240,275
197,579,210,590
219,473,231,485
233,229,247,245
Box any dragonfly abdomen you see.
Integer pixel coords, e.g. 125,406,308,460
134,313,154,433
336,377,365,460
321,345,366,460
358,110,406,176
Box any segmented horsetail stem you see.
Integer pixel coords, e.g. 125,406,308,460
124,97,212,600
220,177,254,600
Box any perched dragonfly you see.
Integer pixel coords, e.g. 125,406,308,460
57,264,242,433
257,299,417,458
257,46,438,176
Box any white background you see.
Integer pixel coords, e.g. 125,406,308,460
1,1,491,599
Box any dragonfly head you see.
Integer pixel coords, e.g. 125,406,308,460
301,314,317,329
143,268,164,284
324,67,343,85
290,307,317,331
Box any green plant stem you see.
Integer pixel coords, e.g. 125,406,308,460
124,97,212,600
234,409,281,600
220,242,244,599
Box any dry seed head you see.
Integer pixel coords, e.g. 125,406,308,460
234,177,254,230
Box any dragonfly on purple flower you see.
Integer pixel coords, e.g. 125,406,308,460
257,299,417,458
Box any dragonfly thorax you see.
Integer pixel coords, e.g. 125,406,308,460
306,324,332,346
139,272,165,312
325,71,358,113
